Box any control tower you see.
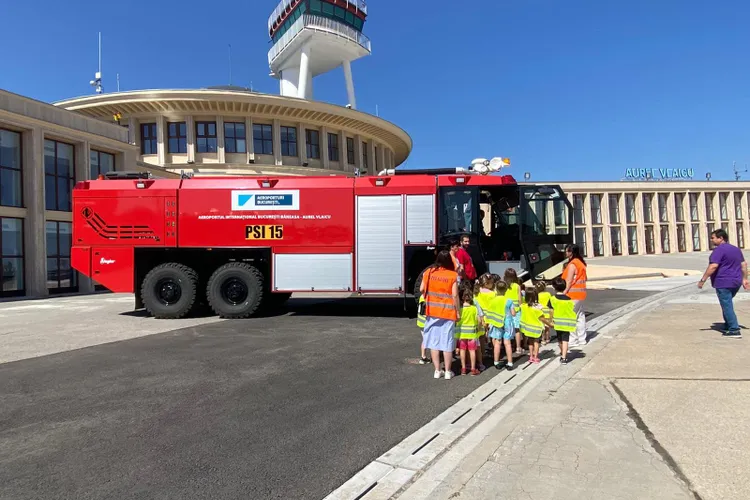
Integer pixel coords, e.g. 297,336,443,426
267,0,371,109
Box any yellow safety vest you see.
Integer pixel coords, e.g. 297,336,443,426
456,304,480,340
538,291,552,318
505,282,521,308
484,295,507,328
417,295,426,329
519,304,545,339
549,295,576,332
475,291,495,313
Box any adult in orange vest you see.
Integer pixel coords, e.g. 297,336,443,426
562,244,588,347
420,250,460,380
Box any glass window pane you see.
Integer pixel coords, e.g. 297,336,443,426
2,257,24,292
57,177,71,211
236,139,246,153
44,140,56,174
59,223,72,257
179,123,186,136
0,168,22,207
2,218,23,256
47,257,58,289
46,222,58,257
236,124,245,138
0,129,21,170
100,152,114,173
57,142,74,178
169,138,179,153
44,175,56,210
226,140,236,154
208,123,216,136
197,138,207,152
224,123,235,139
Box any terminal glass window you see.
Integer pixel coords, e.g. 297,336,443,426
674,193,684,222
573,194,585,225
1,217,24,296
253,124,273,155
642,194,653,223
692,224,701,251
737,223,745,248
346,137,355,164
306,129,320,159
46,221,77,293
90,150,114,179
735,193,743,220
719,193,729,220
677,225,687,252
167,122,187,154
328,133,339,162
625,194,636,223
44,139,74,212
706,223,715,249
0,129,22,208
224,122,246,154
645,226,655,254
610,227,622,255
689,193,699,221
658,193,669,222
140,123,157,155
280,126,297,157
608,194,620,224
627,226,638,255
705,193,715,220
590,194,602,224
592,227,604,256
660,225,670,252
574,228,587,256
195,122,217,153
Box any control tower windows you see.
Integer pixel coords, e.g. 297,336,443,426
253,124,273,155
306,129,320,159
281,126,298,157
167,122,187,154
196,122,217,153
224,122,246,153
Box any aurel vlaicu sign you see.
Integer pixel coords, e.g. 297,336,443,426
625,168,695,180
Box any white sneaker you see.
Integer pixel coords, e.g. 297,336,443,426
434,370,445,379
444,370,454,380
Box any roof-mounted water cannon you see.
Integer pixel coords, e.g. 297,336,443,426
471,157,511,175
379,156,511,177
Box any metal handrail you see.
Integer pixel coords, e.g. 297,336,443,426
268,14,371,65
268,0,368,31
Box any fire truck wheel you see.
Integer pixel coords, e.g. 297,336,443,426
141,263,199,319
206,263,264,319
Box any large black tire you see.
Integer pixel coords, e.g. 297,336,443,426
206,263,264,319
141,263,198,319
413,266,433,301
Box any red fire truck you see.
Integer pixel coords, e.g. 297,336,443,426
71,167,574,319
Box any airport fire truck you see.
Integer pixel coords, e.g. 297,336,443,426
71,159,574,319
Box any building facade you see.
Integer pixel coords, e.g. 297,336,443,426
54,88,412,178
555,181,750,258
0,89,169,298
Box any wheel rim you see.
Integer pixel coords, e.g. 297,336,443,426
156,278,182,305
221,277,249,305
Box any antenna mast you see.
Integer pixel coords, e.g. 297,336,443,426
89,32,103,94
733,161,748,181
228,44,232,85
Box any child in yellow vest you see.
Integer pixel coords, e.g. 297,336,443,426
417,294,430,364
504,268,524,355
549,277,577,364
520,287,554,364
535,281,553,345
457,286,482,376
474,274,495,369
486,280,517,371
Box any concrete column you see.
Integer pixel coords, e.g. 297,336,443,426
601,193,612,257
127,117,138,148
618,193,627,255
367,141,376,175
297,123,307,165
376,144,385,175
343,60,357,109
298,43,312,100
22,127,47,297
697,189,708,251
582,194,594,258
665,192,678,254
740,191,750,249
272,119,282,166
354,134,364,175
321,126,330,168
156,116,166,165
186,116,195,163
74,140,94,294
338,130,347,173
245,117,254,162
216,116,225,164
635,191,646,255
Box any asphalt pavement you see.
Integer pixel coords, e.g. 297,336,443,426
0,289,653,500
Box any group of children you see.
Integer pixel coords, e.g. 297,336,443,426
418,269,578,377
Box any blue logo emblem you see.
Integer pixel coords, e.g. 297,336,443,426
231,190,300,211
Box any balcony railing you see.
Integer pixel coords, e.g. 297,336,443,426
268,0,368,31
269,14,372,65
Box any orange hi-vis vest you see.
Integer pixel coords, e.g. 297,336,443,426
424,268,458,321
565,259,587,301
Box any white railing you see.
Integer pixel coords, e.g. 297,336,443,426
268,14,371,65
268,0,368,31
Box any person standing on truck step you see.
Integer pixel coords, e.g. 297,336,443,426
420,250,460,380
456,234,477,282
562,244,588,347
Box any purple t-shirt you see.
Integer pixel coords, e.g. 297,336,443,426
709,243,745,289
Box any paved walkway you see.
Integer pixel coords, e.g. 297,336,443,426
395,283,750,500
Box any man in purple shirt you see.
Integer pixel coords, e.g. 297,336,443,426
698,229,749,338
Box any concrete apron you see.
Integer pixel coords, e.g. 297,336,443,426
323,281,699,500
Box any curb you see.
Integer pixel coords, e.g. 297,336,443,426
323,281,699,500
588,272,665,282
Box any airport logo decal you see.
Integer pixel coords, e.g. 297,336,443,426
232,190,300,211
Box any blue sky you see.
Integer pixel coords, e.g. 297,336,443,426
2,0,749,181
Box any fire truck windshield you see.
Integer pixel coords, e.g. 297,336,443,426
439,188,476,236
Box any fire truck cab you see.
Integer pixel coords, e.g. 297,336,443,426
71,166,573,319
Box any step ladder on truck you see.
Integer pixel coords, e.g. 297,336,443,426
71,157,574,319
